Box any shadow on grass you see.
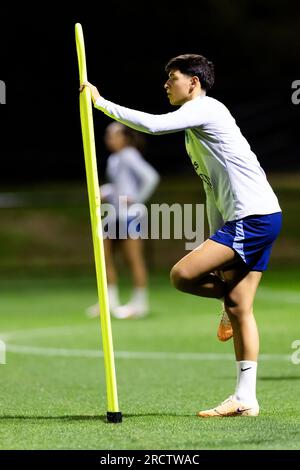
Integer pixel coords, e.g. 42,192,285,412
0,415,108,422
0,413,193,422
260,376,300,381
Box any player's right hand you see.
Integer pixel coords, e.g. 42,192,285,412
79,81,101,103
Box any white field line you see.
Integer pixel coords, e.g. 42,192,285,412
3,344,291,362
1,284,298,362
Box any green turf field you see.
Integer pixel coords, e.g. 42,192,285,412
1,267,300,450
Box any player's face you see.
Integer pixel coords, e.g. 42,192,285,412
164,70,194,105
104,124,128,152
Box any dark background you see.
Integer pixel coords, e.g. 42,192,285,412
0,0,299,184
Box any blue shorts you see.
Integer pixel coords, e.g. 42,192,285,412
103,217,141,239
209,212,282,271
116,217,141,236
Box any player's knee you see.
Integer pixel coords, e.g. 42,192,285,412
224,300,252,319
170,265,192,291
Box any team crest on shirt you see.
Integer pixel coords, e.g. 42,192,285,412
185,131,213,189
192,161,213,189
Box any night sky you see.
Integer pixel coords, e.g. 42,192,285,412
0,0,299,184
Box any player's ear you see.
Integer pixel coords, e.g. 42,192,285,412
190,76,199,91
191,76,199,86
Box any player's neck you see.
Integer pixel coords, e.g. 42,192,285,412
185,88,206,103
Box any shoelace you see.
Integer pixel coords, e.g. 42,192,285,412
220,309,231,327
215,396,238,414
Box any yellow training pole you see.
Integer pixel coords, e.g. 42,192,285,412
75,23,122,423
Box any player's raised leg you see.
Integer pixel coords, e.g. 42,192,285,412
198,265,262,417
170,239,241,299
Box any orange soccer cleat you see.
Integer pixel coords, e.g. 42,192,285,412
217,306,233,341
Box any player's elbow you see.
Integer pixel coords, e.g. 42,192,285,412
146,127,159,135
144,125,165,135
151,172,160,189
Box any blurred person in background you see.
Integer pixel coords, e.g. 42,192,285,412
86,122,160,319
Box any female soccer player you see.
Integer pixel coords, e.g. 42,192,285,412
80,54,282,417
86,122,160,319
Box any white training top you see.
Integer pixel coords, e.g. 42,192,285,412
101,145,160,219
95,95,281,235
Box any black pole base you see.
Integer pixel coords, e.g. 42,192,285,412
107,411,123,423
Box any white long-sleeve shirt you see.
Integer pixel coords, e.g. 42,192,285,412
105,146,159,205
100,146,160,222
95,96,281,234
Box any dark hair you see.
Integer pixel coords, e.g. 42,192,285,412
165,54,215,91
111,123,146,152
123,126,146,153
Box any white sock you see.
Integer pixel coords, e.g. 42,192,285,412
107,284,120,310
131,287,148,306
234,360,258,405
